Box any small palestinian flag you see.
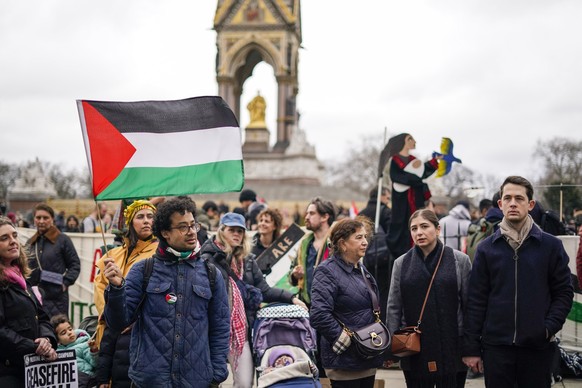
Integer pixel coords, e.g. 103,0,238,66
77,96,244,200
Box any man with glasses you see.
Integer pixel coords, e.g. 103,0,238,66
103,197,230,388
289,197,336,306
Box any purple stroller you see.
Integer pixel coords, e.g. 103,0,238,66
252,303,322,388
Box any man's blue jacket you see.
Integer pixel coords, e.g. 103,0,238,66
105,257,230,388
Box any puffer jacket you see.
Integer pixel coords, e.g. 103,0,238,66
57,329,97,375
104,255,230,388
463,224,573,356
0,281,57,378
200,237,294,329
310,255,384,370
95,325,132,388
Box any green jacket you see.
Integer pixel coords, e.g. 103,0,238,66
289,233,330,304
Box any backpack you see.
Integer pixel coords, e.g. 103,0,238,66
465,218,500,262
540,210,570,236
78,314,99,337
134,257,217,319
363,226,391,280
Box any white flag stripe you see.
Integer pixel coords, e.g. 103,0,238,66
124,126,242,168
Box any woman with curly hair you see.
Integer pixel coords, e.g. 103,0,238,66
251,208,283,275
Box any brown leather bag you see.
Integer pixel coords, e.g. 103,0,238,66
391,326,421,357
390,246,445,357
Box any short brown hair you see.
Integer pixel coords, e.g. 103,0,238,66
329,218,365,255
309,197,336,226
34,203,55,219
500,176,534,201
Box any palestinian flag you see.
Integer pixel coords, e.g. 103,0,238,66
77,96,244,200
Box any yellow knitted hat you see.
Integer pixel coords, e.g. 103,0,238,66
123,200,156,226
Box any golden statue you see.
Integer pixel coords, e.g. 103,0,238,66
247,92,267,128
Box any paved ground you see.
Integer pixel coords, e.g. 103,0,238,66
221,366,582,387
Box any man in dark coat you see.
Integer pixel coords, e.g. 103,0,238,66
359,185,391,235
463,176,573,388
359,185,392,322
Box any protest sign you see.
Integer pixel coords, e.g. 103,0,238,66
25,350,78,388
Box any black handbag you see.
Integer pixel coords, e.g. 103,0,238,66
338,265,391,359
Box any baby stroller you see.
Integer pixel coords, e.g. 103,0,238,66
252,303,322,388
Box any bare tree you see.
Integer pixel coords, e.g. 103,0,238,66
324,134,384,196
534,137,582,216
0,161,20,206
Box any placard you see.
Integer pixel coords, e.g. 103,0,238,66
25,350,78,388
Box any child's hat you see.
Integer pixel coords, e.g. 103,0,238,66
268,348,294,367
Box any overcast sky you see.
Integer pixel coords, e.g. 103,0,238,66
1,1,581,183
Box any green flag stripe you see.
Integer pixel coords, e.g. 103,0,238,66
95,160,244,200
567,299,582,323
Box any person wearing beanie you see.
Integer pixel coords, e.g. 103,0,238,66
93,199,159,378
268,349,295,368
239,188,267,230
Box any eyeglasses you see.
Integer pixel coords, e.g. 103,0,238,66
170,223,201,235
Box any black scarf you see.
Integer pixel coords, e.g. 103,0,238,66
399,242,461,386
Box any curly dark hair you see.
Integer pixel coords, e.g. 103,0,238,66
50,314,71,331
153,196,197,243
257,208,283,240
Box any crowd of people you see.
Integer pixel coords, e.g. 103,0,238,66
1,167,580,387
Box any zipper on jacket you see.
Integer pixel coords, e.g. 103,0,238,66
513,249,519,344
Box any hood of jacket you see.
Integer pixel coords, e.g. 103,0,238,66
448,204,471,220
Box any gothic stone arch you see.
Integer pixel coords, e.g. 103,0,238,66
214,0,301,152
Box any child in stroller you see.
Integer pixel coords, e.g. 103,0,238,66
253,303,322,388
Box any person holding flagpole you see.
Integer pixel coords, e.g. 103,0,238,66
93,199,158,387
103,197,230,388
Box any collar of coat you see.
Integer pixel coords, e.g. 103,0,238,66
28,225,60,245
330,254,360,274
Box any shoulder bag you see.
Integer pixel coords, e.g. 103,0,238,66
337,265,391,359
391,245,445,357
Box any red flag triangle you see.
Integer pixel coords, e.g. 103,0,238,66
82,101,136,197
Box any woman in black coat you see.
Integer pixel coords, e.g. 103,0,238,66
0,217,57,387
